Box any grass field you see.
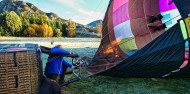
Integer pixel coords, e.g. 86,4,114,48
1,37,190,94
63,77,190,94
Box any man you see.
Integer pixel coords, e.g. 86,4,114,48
45,45,75,82
40,45,75,94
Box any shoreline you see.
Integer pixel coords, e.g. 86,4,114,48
0,37,101,48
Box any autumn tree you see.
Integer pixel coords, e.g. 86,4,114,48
24,24,39,37
25,27,35,37
47,25,53,37
38,24,53,37
24,24,53,37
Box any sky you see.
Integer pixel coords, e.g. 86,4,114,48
2,0,110,25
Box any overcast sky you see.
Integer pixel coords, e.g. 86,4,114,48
0,0,110,25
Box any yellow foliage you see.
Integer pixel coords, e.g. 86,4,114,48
47,26,53,37
27,27,35,37
24,24,39,37
25,24,53,37
38,24,53,37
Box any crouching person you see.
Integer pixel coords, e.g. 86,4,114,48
39,45,75,94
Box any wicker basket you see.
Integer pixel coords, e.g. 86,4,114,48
0,44,42,94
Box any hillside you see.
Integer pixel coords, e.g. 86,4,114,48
0,0,88,27
0,0,68,22
87,20,103,27
0,0,100,37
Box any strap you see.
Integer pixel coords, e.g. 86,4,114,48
13,52,17,67
14,75,18,88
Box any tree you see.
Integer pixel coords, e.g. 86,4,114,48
19,12,30,28
29,14,37,24
95,24,102,37
38,24,53,37
25,27,35,37
29,14,50,25
0,26,3,36
5,11,22,36
0,12,6,26
0,12,13,36
24,24,53,37
62,22,67,36
24,24,39,37
36,15,49,25
47,26,53,37
53,29,62,37
19,12,30,36
49,21,56,30
62,20,76,37
56,20,63,30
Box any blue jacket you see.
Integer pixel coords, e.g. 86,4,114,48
45,46,72,75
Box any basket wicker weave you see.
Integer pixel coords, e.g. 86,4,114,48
0,44,42,94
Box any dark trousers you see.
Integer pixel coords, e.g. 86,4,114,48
46,65,68,83
59,66,68,83
39,76,61,94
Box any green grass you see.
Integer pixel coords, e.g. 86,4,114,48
63,76,190,94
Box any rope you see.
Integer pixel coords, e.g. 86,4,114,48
143,0,153,40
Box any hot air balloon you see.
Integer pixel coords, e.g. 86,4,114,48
86,0,190,77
